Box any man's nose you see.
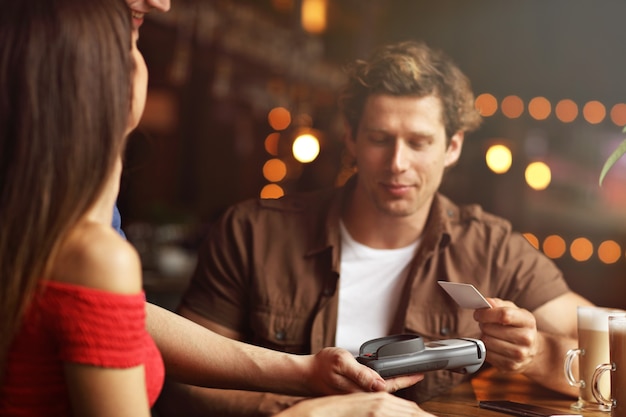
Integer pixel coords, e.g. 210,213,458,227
390,140,410,173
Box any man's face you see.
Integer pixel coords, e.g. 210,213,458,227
346,94,464,219
126,0,171,32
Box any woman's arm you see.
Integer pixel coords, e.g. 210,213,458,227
146,303,421,396
274,392,433,417
65,364,151,417
57,223,151,417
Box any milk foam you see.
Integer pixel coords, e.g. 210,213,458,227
578,306,626,331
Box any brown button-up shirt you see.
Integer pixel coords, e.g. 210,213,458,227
181,177,569,402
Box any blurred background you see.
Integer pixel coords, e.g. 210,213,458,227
120,0,626,310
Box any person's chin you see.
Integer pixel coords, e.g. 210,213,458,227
376,200,415,217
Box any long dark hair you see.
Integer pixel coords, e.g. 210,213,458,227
0,0,133,378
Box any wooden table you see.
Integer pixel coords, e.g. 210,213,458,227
420,367,608,417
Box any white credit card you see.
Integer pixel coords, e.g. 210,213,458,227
438,281,492,309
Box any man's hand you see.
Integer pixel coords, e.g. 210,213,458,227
305,347,424,396
473,292,591,396
275,392,434,417
473,298,539,373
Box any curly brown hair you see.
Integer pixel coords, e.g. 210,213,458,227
338,40,482,142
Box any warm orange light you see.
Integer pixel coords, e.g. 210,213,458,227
263,158,287,182
268,107,291,131
583,101,606,124
570,237,593,262
543,235,566,259
264,133,280,156
301,0,327,34
528,97,551,120
610,103,626,126
475,93,498,117
501,95,524,119
598,240,622,264
260,183,285,199
523,233,539,250
555,99,578,123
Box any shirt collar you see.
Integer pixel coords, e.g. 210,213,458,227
308,177,459,259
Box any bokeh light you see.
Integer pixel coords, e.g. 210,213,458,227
525,161,551,190
555,99,578,123
528,96,551,120
485,144,512,174
260,183,285,199
301,0,327,34
475,93,498,117
292,133,320,163
610,103,626,126
583,100,606,124
543,235,566,259
263,158,287,182
268,107,291,131
570,237,593,262
264,132,280,156
523,233,539,250
501,95,524,119
598,240,622,264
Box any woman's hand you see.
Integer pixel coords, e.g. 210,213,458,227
303,347,423,396
275,392,434,417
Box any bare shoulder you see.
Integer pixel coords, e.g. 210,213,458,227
50,222,142,294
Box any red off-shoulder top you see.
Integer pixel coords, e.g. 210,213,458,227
0,280,164,416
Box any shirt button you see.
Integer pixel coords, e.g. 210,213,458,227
275,330,286,341
323,287,333,296
440,327,450,336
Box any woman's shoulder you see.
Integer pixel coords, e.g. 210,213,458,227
50,221,142,295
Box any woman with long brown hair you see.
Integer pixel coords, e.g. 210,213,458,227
0,0,158,414
0,0,424,415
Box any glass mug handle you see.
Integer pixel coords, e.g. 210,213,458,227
591,362,615,408
564,348,584,387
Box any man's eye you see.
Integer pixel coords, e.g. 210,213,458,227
408,138,432,149
369,135,390,144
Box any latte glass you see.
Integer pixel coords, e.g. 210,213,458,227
592,314,626,417
564,306,625,411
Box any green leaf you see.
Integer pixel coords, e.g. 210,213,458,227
599,136,626,186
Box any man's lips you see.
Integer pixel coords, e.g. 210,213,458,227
381,182,413,196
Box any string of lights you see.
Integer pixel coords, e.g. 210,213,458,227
260,96,626,265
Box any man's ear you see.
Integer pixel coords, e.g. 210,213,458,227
444,131,464,168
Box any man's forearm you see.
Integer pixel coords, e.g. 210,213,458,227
522,331,578,397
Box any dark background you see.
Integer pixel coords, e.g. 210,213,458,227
121,0,626,309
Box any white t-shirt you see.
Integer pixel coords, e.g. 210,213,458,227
335,221,419,355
